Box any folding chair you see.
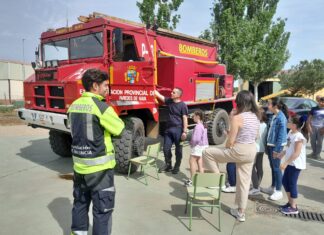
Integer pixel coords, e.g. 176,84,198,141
184,173,225,231
127,142,160,185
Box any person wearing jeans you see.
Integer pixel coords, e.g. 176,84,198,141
261,97,288,201
307,97,324,159
222,163,236,193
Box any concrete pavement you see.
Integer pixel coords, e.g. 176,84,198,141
0,125,323,234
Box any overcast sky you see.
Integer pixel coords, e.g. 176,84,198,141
1,0,324,69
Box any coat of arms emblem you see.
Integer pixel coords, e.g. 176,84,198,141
125,65,139,84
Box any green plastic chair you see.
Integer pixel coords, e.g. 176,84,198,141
185,173,225,231
127,142,160,185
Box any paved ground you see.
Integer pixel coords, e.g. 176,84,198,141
0,125,323,235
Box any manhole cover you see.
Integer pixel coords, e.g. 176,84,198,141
255,201,281,215
254,199,324,223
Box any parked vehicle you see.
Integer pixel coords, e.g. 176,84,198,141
262,97,318,122
18,12,236,174
280,97,318,117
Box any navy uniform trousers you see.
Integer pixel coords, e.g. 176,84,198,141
163,126,183,169
71,169,115,235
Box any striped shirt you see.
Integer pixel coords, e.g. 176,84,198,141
236,112,260,144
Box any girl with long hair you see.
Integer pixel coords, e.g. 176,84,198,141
261,97,288,201
277,115,308,214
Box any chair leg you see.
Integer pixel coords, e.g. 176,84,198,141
211,200,214,214
218,206,221,232
127,162,132,179
185,194,189,214
143,169,148,186
189,202,193,231
154,162,160,180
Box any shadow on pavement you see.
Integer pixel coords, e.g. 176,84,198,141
17,138,73,174
48,197,73,234
163,204,223,231
163,204,200,231
169,181,187,200
307,158,324,168
298,185,324,204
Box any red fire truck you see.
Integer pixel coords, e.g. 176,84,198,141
18,12,235,173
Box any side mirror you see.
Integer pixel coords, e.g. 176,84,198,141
112,28,123,60
31,62,36,69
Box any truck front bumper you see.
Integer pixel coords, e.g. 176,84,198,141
18,108,70,133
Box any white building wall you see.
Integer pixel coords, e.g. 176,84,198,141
10,80,24,100
0,62,9,80
0,60,34,102
0,80,9,101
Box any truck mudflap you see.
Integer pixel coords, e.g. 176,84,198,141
18,108,70,133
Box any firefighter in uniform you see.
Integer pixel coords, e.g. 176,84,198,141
68,69,125,235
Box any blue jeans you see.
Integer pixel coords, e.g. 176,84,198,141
268,146,283,191
282,165,301,198
226,163,236,186
163,127,183,168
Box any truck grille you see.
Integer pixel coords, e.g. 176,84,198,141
33,85,65,110
34,86,45,96
49,86,64,97
36,97,46,107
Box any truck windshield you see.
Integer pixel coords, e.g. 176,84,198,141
43,39,69,61
43,32,103,61
70,32,103,59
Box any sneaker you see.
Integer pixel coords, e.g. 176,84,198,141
184,179,192,187
279,202,290,210
260,186,275,195
269,190,283,201
249,188,261,196
158,164,172,173
230,208,246,222
281,206,299,215
222,186,236,193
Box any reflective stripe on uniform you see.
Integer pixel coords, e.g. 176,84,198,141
86,113,94,141
71,231,87,235
102,186,115,192
73,155,115,166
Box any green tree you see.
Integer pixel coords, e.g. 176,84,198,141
200,0,290,101
136,0,184,30
280,59,324,96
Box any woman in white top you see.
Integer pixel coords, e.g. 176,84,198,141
277,115,308,215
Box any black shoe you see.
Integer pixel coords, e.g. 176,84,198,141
172,168,179,174
159,164,172,173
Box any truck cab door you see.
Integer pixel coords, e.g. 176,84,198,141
110,29,155,104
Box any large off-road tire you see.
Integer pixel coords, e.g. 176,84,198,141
113,129,137,174
49,130,72,158
207,109,229,145
125,117,145,157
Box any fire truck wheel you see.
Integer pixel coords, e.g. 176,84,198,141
125,117,145,156
207,109,229,145
49,130,72,158
113,129,138,174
